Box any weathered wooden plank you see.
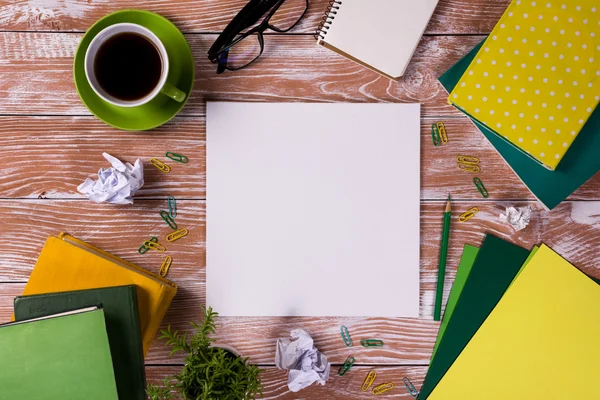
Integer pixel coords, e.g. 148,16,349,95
1,116,599,201
145,365,428,399
0,200,206,282
0,200,598,364
0,34,486,116
0,0,508,35
0,116,204,199
1,200,598,283
0,281,441,365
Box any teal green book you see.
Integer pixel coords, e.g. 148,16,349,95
0,307,118,399
439,40,600,210
14,285,146,400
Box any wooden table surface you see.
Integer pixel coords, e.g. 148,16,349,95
1,0,599,398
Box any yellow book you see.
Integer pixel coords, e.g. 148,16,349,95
428,244,600,399
18,233,177,356
449,0,600,170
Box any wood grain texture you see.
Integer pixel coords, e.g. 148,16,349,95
1,1,599,398
145,365,429,399
0,0,508,34
0,34,488,116
3,200,600,284
1,116,599,200
0,116,204,199
0,200,206,282
0,200,598,365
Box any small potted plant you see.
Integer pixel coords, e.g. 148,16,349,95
147,306,263,400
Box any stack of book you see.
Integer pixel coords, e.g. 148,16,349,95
440,0,600,210
0,233,177,399
420,235,600,399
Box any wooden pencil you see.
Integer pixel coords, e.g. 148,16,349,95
434,195,452,321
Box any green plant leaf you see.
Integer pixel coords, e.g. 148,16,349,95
147,306,263,399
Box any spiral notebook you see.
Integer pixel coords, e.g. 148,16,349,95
316,0,439,79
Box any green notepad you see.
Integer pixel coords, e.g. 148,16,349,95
431,244,479,358
0,307,118,399
439,41,600,211
419,235,530,399
14,285,146,400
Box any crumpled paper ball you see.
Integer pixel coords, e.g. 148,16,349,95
499,206,533,231
275,329,330,392
77,153,144,204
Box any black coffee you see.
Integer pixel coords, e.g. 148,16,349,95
94,32,162,101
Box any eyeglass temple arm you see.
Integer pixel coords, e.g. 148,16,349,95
208,0,274,57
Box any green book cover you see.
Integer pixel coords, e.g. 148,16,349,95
419,235,531,399
0,307,118,399
14,285,146,400
439,40,600,210
431,244,479,358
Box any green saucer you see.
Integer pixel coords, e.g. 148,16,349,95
74,10,195,131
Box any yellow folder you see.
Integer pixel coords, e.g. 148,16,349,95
18,233,177,356
428,244,600,399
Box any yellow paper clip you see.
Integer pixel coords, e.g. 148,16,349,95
166,228,189,242
457,155,480,164
150,158,171,173
457,163,481,173
459,207,479,222
144,240,166,252
437,122,448,144
457,155,480,173
138,236,158,254
159,256,172,277
361,370,377,391
372,382,394,395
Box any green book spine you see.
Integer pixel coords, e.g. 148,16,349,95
0,308,118,399
14,285,146,400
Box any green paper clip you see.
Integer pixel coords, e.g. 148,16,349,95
338,356,355,376
168,196,177,218
340,325,353,347
165,152,189,164
160,210,177,230
402,377,419,398
360,339,384,347
473,177,489,198
138,236,158,254
431,124,441,146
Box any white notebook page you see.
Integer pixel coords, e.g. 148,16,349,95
207,102,420,317
321,0,439,78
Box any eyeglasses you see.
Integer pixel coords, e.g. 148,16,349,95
207,0,309,73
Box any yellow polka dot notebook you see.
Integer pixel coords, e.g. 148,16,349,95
449,0,599,170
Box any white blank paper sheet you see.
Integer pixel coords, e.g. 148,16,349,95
207,102,420,317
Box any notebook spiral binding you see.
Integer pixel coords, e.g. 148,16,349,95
314,0,342,40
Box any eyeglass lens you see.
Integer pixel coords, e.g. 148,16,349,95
222,0,307,69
